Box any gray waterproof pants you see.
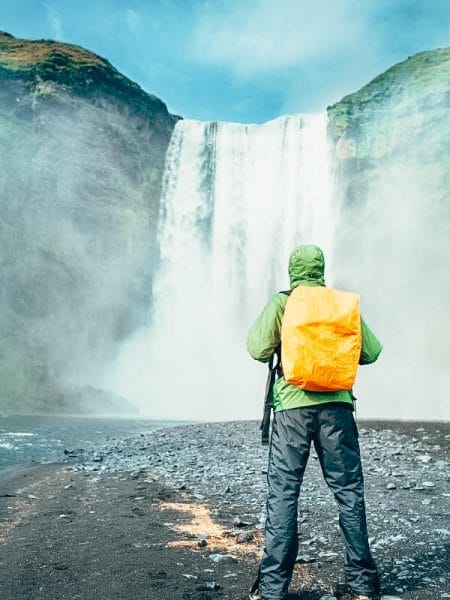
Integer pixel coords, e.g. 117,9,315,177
259,404,380,599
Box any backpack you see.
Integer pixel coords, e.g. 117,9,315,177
281,286,362,392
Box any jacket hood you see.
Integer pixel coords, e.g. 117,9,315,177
288,244,325,287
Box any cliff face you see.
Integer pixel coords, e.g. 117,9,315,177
327,48,450,205
326,48,450,419
326,47,450,270
0,32,178,413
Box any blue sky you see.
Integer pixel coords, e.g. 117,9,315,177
1,0,449,122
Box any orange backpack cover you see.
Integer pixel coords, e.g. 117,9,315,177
281,286,362,392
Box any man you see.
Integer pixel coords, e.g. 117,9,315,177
247,245,382,600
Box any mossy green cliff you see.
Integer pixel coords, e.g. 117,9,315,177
326,47,450,219
328,48,450,162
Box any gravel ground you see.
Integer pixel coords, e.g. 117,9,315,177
66,419,450,599
0,419,448,599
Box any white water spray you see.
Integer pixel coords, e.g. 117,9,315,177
107,114,337,420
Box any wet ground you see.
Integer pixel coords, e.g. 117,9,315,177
0,414,181,471
0,419,448,599
0,463,260,600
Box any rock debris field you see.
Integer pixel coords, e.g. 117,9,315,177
66,420,449,599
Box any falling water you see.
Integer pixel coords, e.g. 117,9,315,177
107,114,339,421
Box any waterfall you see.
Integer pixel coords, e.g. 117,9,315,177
106,113,338,420
105,111,450,422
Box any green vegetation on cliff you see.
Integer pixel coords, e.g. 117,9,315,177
0,31,171,119
328,47,450,161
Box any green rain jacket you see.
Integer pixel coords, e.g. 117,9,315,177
246,245,382,412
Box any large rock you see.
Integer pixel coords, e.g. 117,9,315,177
0,32,178,414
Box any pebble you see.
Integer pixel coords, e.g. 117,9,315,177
204,581,220,590
236,531,254,543
417,454,432,463
232,516,249,527
208,553,237,563
318,551,338,558
295,554,317,564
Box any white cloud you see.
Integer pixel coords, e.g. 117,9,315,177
126,8,143,34
190,0,370,77
45,3,63,40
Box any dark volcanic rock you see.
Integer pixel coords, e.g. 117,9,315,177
0,32,178,414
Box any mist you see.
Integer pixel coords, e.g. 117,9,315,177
2,36,448,423
105,100,449,422
0,98,165,414
102,115,334,421
333,109,450,421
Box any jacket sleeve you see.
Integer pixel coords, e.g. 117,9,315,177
359,318,382,364
246,294,287,363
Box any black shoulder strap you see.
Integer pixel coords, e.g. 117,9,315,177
259,289,292,446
